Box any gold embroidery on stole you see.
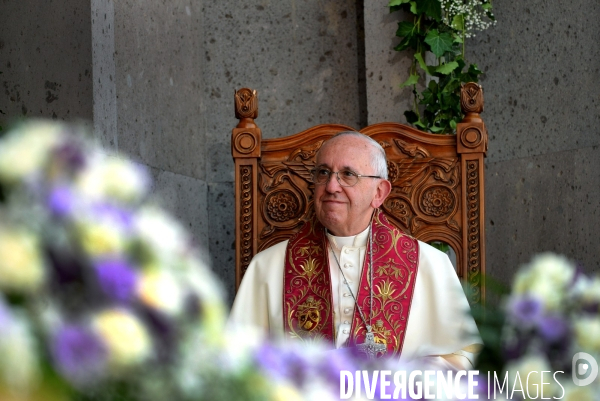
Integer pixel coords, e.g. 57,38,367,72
283,210,419,356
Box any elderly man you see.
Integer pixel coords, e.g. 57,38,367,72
229,132,481,369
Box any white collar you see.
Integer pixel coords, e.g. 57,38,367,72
326,225,370,249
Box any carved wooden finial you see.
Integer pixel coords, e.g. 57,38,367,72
234,88,258,128
460,82,484,117
457,83,487,154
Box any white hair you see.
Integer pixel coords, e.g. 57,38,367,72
318,131,388,180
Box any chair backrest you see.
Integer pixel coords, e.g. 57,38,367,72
231,83,487,306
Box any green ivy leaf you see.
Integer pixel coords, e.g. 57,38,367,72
414,120,427,129
440,90,457,109
388,0,410,5
400,73,420,87
435,61,459,75
428,79,439,91
409,1,418,14
394,35,413,52
450,119,458,129
417,0,442,21
424,29,454,57
482,2,492,11
414,53,434,75
461,64,483,82
404,110,419,124
396,21,417,38
420,88,435,105
442,77,461,93
468,64,483,76
451,14,465,31
429,125,445,133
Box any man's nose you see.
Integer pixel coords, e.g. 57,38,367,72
325,173,342,192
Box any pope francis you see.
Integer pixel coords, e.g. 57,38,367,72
229,132,481,369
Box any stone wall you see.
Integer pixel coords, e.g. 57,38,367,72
363,1,600,298
89,0,363,305
1,0,93,124
469,0,600,293
2,0,599,307
203,0,362,304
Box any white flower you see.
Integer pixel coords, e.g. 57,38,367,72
0,227,46,293
77,219,128,257
574,317,600,352
571,275,600,304
0,310,39,391
76,154,148,203
504,354,559,400
137,269,184,316
0,121,63,184
93,309,152,369
530,253,575,287
134,206,189,263
184,262,226,338
218,325,264,372
440,0,495,38
512,253,575,310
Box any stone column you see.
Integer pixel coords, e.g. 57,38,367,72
363,2,413,125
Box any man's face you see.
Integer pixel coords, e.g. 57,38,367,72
313,135,389,236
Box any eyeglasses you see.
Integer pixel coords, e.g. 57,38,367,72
310,167,382,187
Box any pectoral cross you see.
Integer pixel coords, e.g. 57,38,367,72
356,327,386,359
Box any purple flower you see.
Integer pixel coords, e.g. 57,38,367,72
254,343,288,380
94,258,138,303
507,295,544,325
53,140,86,172
90,203,134,231
281,347,312,387
537,315,569,343
47,185,76,217
320,347,358,383
52,324,107,385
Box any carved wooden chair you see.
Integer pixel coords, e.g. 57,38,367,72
231,83,487,306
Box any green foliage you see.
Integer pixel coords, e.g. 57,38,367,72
428,240,450,253
389,0,494,134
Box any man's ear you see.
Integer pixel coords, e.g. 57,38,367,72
371,179,392,209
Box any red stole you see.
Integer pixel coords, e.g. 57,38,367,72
282,210,419,357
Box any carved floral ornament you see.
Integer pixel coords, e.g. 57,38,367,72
419,186,456,218
265,190,301,222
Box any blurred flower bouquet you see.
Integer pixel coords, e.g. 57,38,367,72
476,253,600,399
0,121,395,401
0,120,233,400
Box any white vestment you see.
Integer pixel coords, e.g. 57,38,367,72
229,228,481,370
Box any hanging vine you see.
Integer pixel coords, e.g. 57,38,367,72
390,0,495,134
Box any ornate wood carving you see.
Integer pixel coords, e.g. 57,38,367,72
239,165,254,278
257,141,319,249
234,132,258,155
457,83,487,155
382,156,461,237
420,186,455,218
234,88,258,120
232,86,488,305
466,160,482,305
460,82,484,115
